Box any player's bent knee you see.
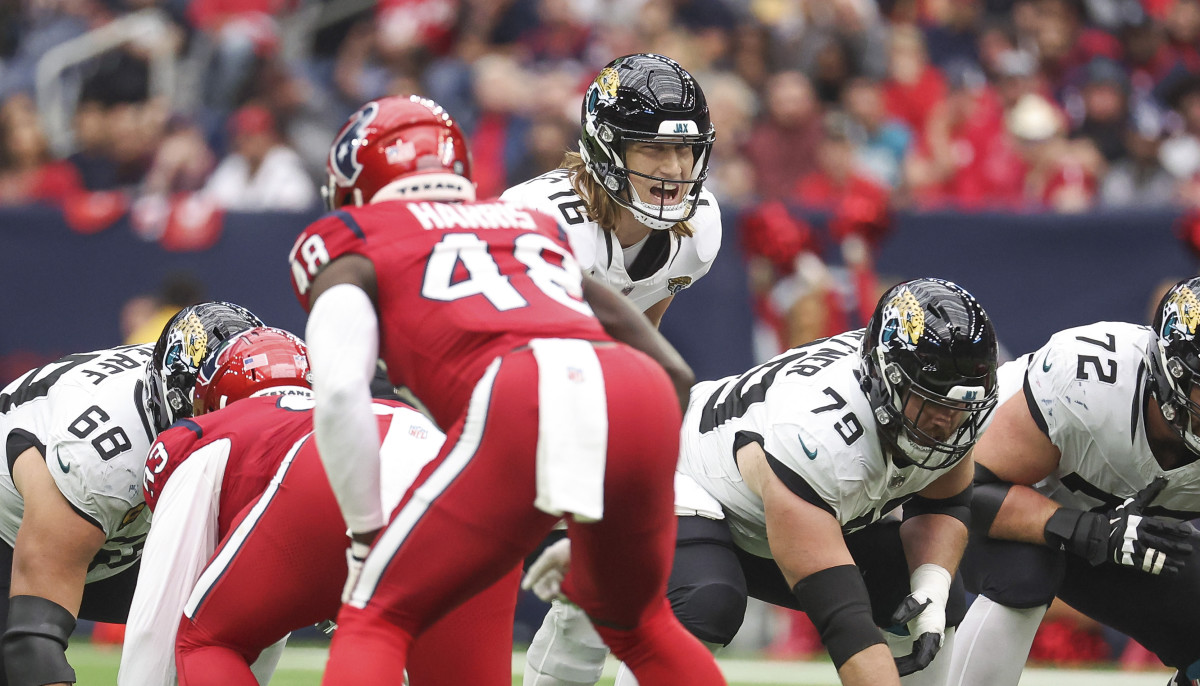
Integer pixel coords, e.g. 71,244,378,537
2,596,76,686
671,580,747,646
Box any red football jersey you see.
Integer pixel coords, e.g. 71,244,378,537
142,396,416,537
288,200,611,428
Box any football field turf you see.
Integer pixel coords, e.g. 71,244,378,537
69,641,1174,685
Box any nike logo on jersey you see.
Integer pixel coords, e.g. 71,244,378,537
1042,357,1053,372
56,454,70,474
798,435,818,460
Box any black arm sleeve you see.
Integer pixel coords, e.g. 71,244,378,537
902,484,972,528
971,463,1013,536
793,564,885,668
2,595,76,686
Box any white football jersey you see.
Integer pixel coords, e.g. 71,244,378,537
0,345,156,582
501,168,722,312
677,330,951,559
1002,321,1200,520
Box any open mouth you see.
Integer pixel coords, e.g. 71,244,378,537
649,183,681,206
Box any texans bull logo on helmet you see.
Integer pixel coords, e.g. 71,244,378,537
330,101,381,186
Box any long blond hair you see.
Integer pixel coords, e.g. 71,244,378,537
560,152,695,239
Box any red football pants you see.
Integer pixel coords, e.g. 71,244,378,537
173,439,521,686
322,345,726,686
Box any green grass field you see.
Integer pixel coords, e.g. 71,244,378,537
69,640,1175,686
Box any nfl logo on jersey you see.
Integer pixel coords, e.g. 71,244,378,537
567,367,585,383
409,425,428,439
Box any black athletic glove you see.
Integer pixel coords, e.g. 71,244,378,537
1044,477,1195,575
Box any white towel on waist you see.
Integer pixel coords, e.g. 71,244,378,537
530,338,608,522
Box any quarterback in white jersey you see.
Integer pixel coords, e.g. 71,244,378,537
949,279,1200,686
0,301,260,686
502,52,718,327
523,279,999,686
500,168,721,318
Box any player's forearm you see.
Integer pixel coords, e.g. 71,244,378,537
987,485,1061,545
899,514,967,575
307,284,385,535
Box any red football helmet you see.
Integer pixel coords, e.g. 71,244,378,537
323,94,475,210
193,327,312,415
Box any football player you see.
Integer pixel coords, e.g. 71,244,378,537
501,53,719,328
505,53,723,686
0,301,261,686
290,94,727,686
946,277,1200,686
117,326,445,686
522,278,1000,686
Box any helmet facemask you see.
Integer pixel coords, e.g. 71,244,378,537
871,349,997,469
580,121,714,231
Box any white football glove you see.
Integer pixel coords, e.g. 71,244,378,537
522,538,572,602
343,540,372,605
891,563,952,676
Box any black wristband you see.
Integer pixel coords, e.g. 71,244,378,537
1043,507,1084,549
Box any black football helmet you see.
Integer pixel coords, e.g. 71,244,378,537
142,301,264,434
861,278,998,469
1150,276,1200,456
579,53,715,231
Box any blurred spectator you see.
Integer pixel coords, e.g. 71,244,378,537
0,93,83,206
187,0,292,112
744,71,823,200
1160,0,1200,73
201,104,316,211
0,0,94,100
923,0,985,68
1099,102,1176,206
908,61,1025,209
841,76,912,191
1159,72,1200,186
1030,0,1122,94
512,0,592,63
67,48,166,191
992,48,1043,109
1007,91,1105,211
466,54,532,199
1068,57,1132,162
141,118,217,197
794,111,890,211
883,24,947,134
702,70,759,206
509,116,573,185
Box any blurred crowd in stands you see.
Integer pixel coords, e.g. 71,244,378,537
9,0,1200,217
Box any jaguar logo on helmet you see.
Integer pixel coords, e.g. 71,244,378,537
330,101,380,185
167,312,210,370
597,67,620,98
1162,287,1200,340
880,288,925,349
